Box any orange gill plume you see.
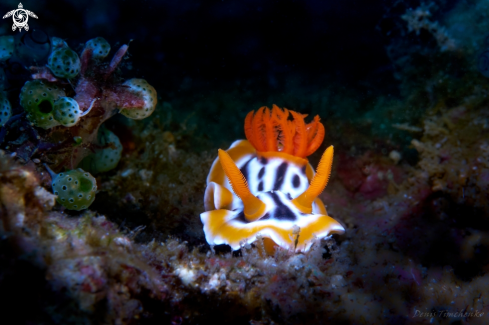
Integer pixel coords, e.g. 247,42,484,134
244,104,325,158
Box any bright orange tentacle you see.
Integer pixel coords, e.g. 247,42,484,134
305,115,319,143
286,119,296,154
273,105,288,119
272,105,293,154
271,108,282,150
263,107,277,151
305,122,325,156
244,110,255,148
305,117,325,156
292,145,334,213
252,107,266,152
290,110,307,158
218,149,266,221
244,105,326,159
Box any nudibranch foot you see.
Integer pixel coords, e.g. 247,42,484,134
201,207,345,252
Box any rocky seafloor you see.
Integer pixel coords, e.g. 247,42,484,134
1,0,489,324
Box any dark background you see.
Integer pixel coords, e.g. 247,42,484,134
0,0,464,150
1,0,449,95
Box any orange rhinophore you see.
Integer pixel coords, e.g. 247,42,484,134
244,104,325,158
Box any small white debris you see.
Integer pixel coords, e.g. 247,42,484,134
33,186,57,209
330,274,346,288
176,267,196,286
287,254,306,271
411,139,424,152
139,169,153,181
377,171,384,180
14,212,25,227
389,150,401,165
392,123,423,132
113,236,132,248
121,169,134,177
208,273,220,290
292,225,300,235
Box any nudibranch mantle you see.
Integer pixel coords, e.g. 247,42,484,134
201,105,345,252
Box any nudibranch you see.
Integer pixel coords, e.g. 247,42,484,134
200,105,345,253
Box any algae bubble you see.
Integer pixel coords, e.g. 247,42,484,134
52,169,97,211
19,80,66,129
